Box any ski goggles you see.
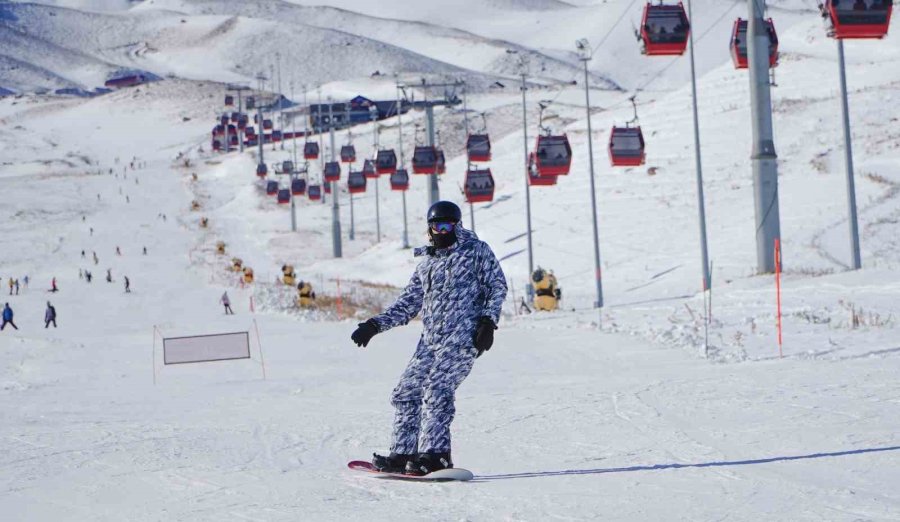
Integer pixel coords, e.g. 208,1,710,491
429,221,456,234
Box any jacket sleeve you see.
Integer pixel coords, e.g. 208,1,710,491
372,268,424,332
478,242,508,324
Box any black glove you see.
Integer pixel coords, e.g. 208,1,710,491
351,319,379,348
474,317,496,358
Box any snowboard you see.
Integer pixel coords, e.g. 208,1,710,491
347,460,474,482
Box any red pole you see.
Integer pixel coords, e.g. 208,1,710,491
775,238,783,358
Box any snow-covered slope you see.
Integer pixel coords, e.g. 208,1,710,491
1,1,900,519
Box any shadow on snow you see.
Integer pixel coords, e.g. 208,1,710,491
473,445,900,481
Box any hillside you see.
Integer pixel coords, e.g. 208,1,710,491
1,1,900,520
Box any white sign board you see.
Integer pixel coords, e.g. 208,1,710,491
163,332,250,365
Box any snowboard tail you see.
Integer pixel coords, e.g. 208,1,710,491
347,460,473,481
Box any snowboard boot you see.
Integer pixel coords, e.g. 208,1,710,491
371,452,415,473
404,452,453,476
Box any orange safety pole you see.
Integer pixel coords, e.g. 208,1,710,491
775,238,783,358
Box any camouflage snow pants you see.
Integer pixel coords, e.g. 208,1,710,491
389,337,477,454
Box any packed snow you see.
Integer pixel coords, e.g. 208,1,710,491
2,0,900,520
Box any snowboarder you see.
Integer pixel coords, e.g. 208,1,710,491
1,303,17,330
221,291,234,315
124,276,131,293
350,201,507,476
50,277,58,293
44,302,57,328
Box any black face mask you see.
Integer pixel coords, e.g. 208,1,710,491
429,228,457,249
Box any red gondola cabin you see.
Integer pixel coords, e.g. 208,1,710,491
308,185,322,201
340,145,356,163
266,180,279,195
730,18,778,69
375,149,398,174
466,134,492,163
464,169,495,203
390,169,409,191
324,161,341,182
412,146,438,174
291,178,307,195
823,0,892,39
256,163,268,177
348,170,367,194
362,159,378,179
608,126,646,167
527,153,558,186
225,95,234,106
640,2,691,56
533,135,572,176
304,142,319,160
277,188,290,204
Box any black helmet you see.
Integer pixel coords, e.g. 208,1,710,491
427,201,462,223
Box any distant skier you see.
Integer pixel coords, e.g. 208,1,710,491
7,278,12,295
124,276,131,293
22,275,28,288
85,271,92,283
1,303,17,331
14,279,19,295
116,246,121,256
50,277,58,293
79,269,84,280
350,201,507,476
106,269,112,283
93,252,99,265
81,250,86,258
142,246,147,255
221,291,234,315
44,302,57,328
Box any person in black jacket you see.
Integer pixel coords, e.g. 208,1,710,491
45,302,57,328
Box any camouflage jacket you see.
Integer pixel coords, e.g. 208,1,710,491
373,226,507,347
